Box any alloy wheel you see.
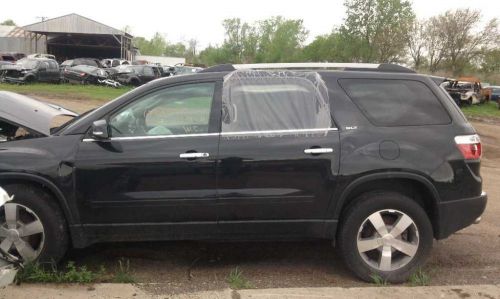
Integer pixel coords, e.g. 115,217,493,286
0,203,45,262
357,209,419,271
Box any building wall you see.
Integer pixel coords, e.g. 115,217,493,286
0,37,46,54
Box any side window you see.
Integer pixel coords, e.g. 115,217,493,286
339,79,451,126
40,62,49,70
143,67,154,76
222,73,331,132
109,82,216,137
48,61,58,69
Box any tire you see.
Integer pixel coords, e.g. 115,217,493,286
337,192,433,283
130,78,141,87
24,76,35,84
1,184,68,264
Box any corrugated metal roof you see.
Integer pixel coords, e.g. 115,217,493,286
23,13,130,36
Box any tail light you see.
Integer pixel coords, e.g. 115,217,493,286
455,134,482,160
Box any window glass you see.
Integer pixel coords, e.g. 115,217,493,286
339,79,451,126
222,71,331,132
48,61,58,69
143,66,154,76
109,82,215,137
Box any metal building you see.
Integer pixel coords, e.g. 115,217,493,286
0,14,134,61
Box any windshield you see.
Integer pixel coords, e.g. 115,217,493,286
16,59,39,69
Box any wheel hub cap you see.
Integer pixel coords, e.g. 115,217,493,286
357,209,419,272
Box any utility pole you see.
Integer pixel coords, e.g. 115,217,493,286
36,16,48,22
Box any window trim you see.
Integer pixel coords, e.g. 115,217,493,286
105,81,220,138
338,78,452,127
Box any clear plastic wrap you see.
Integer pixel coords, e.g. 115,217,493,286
221,70,331,133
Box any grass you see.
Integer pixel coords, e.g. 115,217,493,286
0,82,132,102
370,273,388,286
461,101,500,119
226,267,252,289
408,268,431,286
111,258,135,283
16,261,104,283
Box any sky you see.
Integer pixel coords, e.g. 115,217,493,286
1,0,498,49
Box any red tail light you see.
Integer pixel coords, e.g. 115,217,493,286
455,134,482,160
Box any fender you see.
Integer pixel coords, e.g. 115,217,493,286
0,172,75,224
333,171,441,219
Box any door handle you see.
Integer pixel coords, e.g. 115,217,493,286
179,152,210,159
304,148,334,154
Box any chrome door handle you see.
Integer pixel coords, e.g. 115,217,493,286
304,148,334,154
179,152,210,159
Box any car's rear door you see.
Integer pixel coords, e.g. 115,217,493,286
215,71,340,237
74,80,222,237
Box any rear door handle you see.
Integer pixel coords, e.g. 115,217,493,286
304,148,334,154
179,152,210,159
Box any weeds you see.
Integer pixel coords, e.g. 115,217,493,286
16,261,103,283
408,268,431,286
112,258,135,283
370,273,388,286
226,267,252,289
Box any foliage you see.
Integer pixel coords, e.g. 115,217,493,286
370,273,388,286
0,19,16,26
338,0,415,63
112,258,135,283
408,268,431,286
16,262,104,283
226,267,252,289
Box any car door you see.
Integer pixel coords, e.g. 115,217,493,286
216,72,340,237
37,61,49,82
74,81,222,229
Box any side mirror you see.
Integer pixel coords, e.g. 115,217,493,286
91,119,110,140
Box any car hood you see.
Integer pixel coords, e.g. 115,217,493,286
0,91,78,136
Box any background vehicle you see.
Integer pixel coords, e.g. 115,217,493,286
27,53,56,60
484,86,500,102
62,65,120,87
0,63,486,284
112,65,161,86
0,53,25,62
0,58,60,84
60,58,105,72
101,58,130,68
442,77,486,106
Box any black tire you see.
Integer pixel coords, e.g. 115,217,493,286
337,192,433,283
24,76,35,84
1,184,68,264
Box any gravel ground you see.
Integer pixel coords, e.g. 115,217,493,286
36,98,500,293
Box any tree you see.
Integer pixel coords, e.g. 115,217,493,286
164,42,186,57
303,31,346,62
256,16,308,63
339,0,415,63
0,19,16,26
222,18,258,63
428,9,499,75
407,19,427,69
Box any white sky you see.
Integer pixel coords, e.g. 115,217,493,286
1,0,498,49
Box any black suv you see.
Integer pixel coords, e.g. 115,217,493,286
0,58,60,84
0,63,487,283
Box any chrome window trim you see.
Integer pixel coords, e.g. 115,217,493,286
82,128,338,142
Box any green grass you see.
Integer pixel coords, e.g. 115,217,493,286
408,268,431,286
0,83,132,102
111,258,135,283
370,273,388,286
226,267,252,289
16,261,105,283
461,101,500,119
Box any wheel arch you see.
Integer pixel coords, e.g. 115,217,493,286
334,172,441,237
0,173,75,225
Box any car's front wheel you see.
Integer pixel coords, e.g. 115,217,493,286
0,184,68,264
337,192,433,283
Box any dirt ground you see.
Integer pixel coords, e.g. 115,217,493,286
35,98,500,293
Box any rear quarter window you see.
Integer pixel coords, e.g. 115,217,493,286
339,79,451,126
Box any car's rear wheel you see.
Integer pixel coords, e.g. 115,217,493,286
0,184,68,264
337,192,433,283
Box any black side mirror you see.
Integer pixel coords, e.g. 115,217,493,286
91,120,110,140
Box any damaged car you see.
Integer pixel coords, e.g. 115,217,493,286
112,65,161,86
0,58,60,84
63,65,121,88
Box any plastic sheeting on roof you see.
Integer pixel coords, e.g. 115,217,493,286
221,70,331,134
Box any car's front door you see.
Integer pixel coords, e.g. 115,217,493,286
74,81,222,234
215,72,340,237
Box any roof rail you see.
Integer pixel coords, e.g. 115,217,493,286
200,63,415,73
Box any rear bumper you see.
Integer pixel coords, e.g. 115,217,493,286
436,191,487,239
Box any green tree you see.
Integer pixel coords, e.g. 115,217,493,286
222,18,258,63
164,42,186,57
0,19,16,26
256,16,308,63
339,0,415,63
